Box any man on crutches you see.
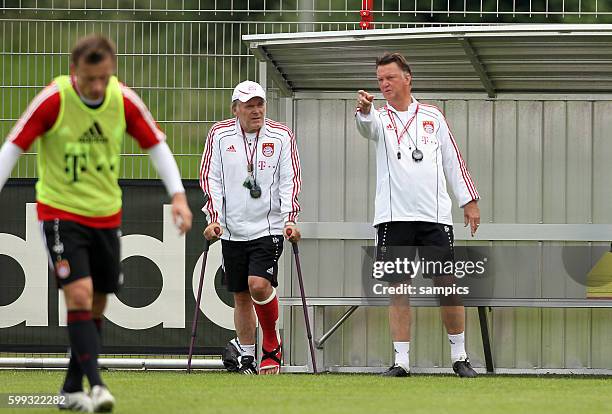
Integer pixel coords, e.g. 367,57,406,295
199,80,302,375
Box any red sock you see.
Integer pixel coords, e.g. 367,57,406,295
252,289,280,349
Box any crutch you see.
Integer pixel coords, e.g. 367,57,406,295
287,229,318,374
187,199,220,373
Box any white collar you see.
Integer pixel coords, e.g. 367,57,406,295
386,97,419,114
235,117,267,138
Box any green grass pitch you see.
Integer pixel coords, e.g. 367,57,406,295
0,370,611,413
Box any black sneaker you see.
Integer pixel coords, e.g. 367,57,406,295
222,338,242,372
237,355,258,375
381,365,410,377
453,359,477,378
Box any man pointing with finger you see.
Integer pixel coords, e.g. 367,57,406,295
199,80,302,375
355,52,481,378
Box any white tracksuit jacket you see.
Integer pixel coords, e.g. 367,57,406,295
199,117,301,241
356,98,479,227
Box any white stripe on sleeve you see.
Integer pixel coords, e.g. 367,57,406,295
6,83,58,144
121,84,166,143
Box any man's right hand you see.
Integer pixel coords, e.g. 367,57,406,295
203,222,222,241
356,90,374,114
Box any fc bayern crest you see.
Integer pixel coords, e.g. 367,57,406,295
423,120,434,134
262,142,274,157
55,259,71,279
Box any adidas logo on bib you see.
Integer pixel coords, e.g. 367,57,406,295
78,121,108,143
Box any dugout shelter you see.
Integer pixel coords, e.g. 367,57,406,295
245,25,612,374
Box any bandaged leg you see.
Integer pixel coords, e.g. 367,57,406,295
252,287,281,374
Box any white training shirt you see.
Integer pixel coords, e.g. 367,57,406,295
199,117,301,241
355,98,479,227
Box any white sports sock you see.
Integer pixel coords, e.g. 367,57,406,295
393,341,410,371
448,332,467,362
240,344,256,358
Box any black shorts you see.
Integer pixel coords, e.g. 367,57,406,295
375,221,455,283
42,219,122,293
221,235,284,293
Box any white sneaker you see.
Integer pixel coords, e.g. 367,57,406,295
90,385,115,412
58,390,93,412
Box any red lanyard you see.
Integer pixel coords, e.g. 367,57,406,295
386,104,419,148
241,126,260,173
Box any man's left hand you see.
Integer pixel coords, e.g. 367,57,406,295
171,192,193,235
463,200,480,237
284,223,301,243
